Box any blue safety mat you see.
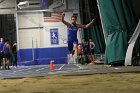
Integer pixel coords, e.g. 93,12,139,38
0,64,81,79
0,64,140,79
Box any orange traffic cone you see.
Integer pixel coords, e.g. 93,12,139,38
90,60,95,65
49,61,54,71
90,55,95,65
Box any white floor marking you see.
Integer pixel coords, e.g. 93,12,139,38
45,66,49,68
74,64,82,69
18,68,32,72
27,71,33,73
36,68,45,71
114,68,121,70
58,64,65,70
76,69,90,72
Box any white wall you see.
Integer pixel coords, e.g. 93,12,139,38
41,12,72,48
18,12,43,49
18,11,82,49
41,12,82,48
41,23,67,48
18,12,43,28
17,0,81,50
19,29,41,49
0,0,16,14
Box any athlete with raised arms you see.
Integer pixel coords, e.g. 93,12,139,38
62,13,95,63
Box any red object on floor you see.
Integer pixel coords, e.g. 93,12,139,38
90,61,95,65
49,61,54,71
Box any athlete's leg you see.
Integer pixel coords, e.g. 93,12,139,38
14,53,17,67
68,41,74,54
0,54,1,69
68,41,74,63
73,39,78,56
92,49,94,61
3,58,6,69
73,43,78,56
73,40,78,63
4,53,11,69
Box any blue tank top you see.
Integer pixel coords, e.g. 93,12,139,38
3,43,10,54
67,24,78,41
0,42,4,51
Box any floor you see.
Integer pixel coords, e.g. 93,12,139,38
0,64,140,79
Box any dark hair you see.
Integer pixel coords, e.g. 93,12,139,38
5,38,9,42
71,15,77,19
89,37,93,40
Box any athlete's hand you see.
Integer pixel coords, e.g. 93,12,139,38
91,18,95,23
62,13,65,18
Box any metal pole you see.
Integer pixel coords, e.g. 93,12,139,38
32,37,35,61
15,13,19,50
15,0,21,61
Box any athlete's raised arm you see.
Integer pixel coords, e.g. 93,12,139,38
78,19,95,29
61,13,70,27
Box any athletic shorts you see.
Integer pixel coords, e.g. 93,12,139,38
4,53,11,60
68,39,78,52
0,52,4,59
90,49,94,55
